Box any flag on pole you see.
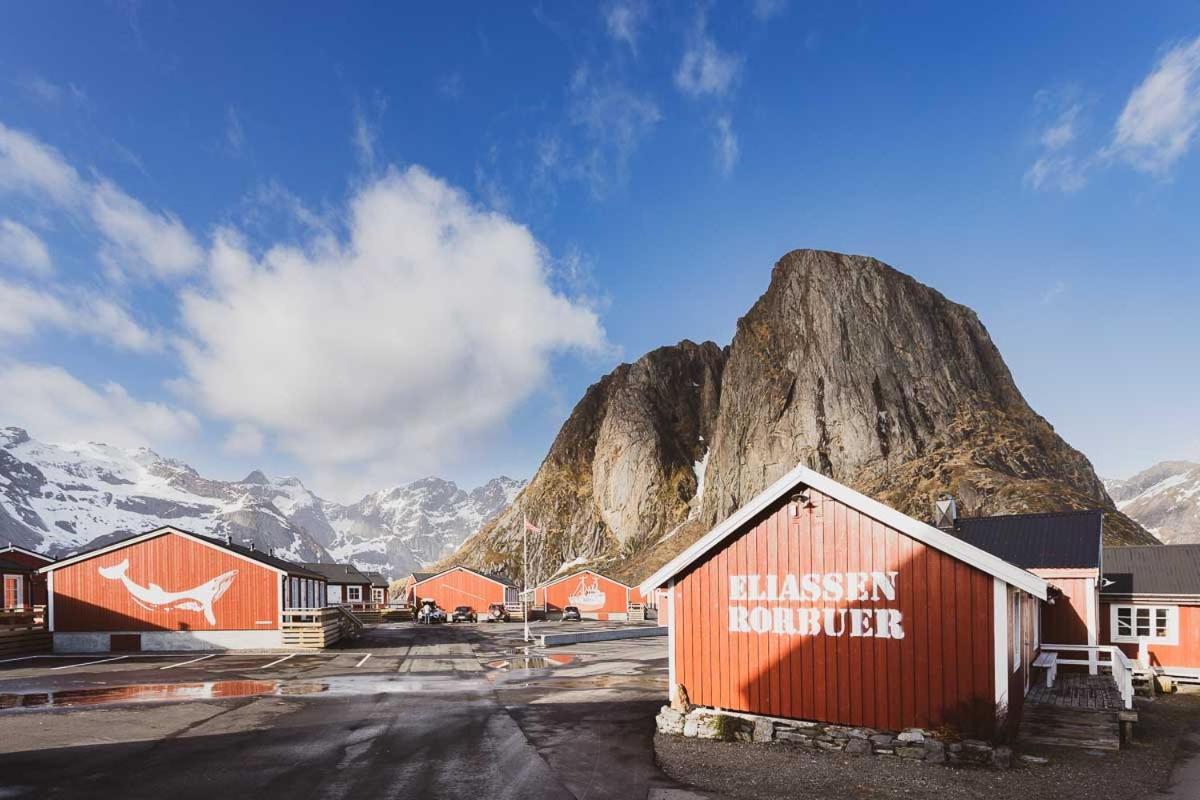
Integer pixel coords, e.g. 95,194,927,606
524,516,541,534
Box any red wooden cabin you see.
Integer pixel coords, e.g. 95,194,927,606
40,526,328,652
1,544,54,605
641,464,1049,738
412,566,519,613
535,570,632,620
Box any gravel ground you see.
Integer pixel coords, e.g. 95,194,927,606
655,693,1200,800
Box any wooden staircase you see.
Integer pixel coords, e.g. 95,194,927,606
1019,672,1126,751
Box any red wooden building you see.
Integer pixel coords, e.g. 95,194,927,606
641,464,1048,738
411,566,519,612
1,544,54,606
1101,544,1200,683
40,526,328,652
535,570,632,620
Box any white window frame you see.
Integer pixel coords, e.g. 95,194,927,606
1011,591,1022,672
346,585,363,603
1110,603,1179,646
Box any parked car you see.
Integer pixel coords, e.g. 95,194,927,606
451,605,478,623
562,605,581,622
417,599,446,624
486,603,510,622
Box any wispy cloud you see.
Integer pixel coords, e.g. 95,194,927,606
568,71,662,197
91,180,204,281
352,92,388,168
675,15,743,98
1024,89,1091,193
713,114,739,176
1040,280,1067,304
603,0,649,54
1106,36,1200,177
224,105,246,156
436,71,464,100
750,0,788,22
0,277,158,352
0,219,53,276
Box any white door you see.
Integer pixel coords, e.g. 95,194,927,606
328,584,343,603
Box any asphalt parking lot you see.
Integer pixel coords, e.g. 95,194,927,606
0,621,697,800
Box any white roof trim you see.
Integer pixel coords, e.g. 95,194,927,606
38,526,288,578
0,544,55,563
413,565,514,591
536,569,631,592
639,463,1048,600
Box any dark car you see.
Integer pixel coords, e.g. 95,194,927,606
451,605,478,623
561,605,581,622
486,603,510,622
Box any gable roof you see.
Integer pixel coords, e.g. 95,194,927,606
1102,544,1200,597
300,562,373,585
0,544,55,564
537,568,630,591
953,510,1103,571
413,565,519,589
39,526,325,580
639,463,1048,600
363,571,390,588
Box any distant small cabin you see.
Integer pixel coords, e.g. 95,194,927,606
412,566,519,611
1,544,54,606
1101,544,1200,683
535,570,632,620
363,571,390,605
301,562,373,606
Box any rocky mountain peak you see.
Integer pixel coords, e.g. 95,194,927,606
241,469,271,485
1105,461,1200,544
448,249,1153,587
1,427,31,448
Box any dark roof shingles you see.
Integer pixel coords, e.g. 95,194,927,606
1102,544,1200,596
954,509,1103,570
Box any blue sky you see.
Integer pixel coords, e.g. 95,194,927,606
0,2,1197,500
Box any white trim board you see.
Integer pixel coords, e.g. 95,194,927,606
639,463,1049,600
0,544,55,564
993,578,1009,708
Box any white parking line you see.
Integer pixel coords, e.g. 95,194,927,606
355,654,371,668
160,653,218,670
50,655,126,671
0,654,49,664
259,653,295,669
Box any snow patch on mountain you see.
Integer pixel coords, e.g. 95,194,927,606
1105,460,1200,544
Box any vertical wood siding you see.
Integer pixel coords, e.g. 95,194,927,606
414,568,507,611
538,571,630,619
673,489,998,736
54,533,280,632
1101,601,1200,669
3,551,51,604
1035,573,1096,645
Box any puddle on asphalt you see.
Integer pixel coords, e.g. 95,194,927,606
485,654,576,671
0,680,328,711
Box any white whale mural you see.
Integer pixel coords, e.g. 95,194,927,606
98,559,238,625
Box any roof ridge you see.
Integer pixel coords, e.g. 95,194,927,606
958,508,1102,522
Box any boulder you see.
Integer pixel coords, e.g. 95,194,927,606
656,706,685,736
846,738,872,755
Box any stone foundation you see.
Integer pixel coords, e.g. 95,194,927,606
655,706,1012,769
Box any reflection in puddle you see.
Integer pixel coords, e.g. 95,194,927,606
0,680,327,711
485,654,575,671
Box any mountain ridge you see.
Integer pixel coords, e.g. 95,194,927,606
1105,461,1200,544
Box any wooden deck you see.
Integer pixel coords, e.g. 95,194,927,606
1025,673,1126,713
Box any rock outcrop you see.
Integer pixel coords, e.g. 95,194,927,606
448,250,1154,585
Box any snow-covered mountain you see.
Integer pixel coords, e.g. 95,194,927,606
0,426,522,579
1105,461,1200,544
324,476,524,578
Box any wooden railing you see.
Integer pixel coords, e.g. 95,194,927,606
1039,643,1134,709
0,606,46,631
0,606,50,656
281,606,361,649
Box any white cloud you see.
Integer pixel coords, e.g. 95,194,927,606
675,16,743,98
90,180,204,280
0,219,53,275
225,105,246,155
223,422,265,456
352,93,388,168
0,122,85,206
1024,91,1090,192
0,277,159,352
0,360,198,448
751,0,787,22
1040,280,1067,304
177,166,607,497
16,74,63,105
604,0,649,54
713,115,739,176
567,75,661,197
1108,36,1200,177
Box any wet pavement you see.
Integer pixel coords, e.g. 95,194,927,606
0,621,689,799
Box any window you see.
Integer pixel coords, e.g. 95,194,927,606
1111,604,1178,645
346,585,362,602
1011,592,1022,671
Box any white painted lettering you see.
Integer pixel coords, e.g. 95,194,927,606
822,573,845,601
870,571,899,601
801,573,821,601
780,574,801,601
730,606,751,632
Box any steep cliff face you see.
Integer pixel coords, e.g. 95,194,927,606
448,250,1153,585
448,340,725,580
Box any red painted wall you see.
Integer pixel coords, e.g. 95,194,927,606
538,571,630,619
1101,601,1200,669
1034,572,1095,646
414,568,509,611
672,488,998,736
53,532,281,632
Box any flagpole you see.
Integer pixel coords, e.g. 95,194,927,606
522,514,531,644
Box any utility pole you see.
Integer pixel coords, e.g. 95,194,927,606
523,514,531,644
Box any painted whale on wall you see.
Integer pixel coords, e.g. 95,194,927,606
98,559,238,625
